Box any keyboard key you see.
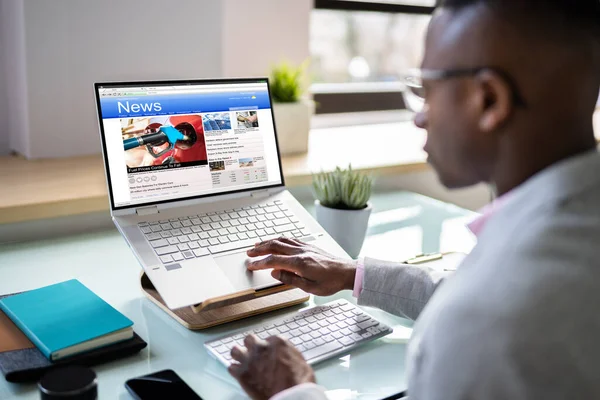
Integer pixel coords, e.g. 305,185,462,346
182,220,193,227
199,240,210,247
199,232,210,239
191,218,201,225
247,231,258,238
209,238,220,246
161,223,172,230
228,227,238,234
275,224,295,233
167,237,179,245
156,246,178,256
160,255,174,263
193,248,210,257
209,238,256,254
230,219,240,227
145,232,161,241
339,336,355,346
218,228,229,236
171,222,183,229
221,221,231,228
173,253,184,262
302,341,343,360
161,231,172,238
183,250,194,259
171,229,182,236
151,225,162,233
304,341,316,350
189,241,200,249
211,222,222,229
150,238,169,249
219,236,230,244
178,236,190,243
191,226,202,233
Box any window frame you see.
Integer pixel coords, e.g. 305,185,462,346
312,0,435,114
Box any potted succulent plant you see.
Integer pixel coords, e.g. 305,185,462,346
270,60,314,155
312,165,374,258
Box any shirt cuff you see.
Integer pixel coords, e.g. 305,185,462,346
270,382,327,400
352,258,365,298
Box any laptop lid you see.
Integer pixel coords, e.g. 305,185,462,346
94,78,285,211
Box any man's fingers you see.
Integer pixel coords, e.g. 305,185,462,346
246,239,303,257
272,270,317,293
246,254,303,273
230,345,248,362
228,363,242,379
244,334,259,350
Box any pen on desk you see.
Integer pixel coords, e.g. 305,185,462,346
404,253,443,265
404,253,459,271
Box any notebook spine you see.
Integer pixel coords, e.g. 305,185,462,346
0,300,52,359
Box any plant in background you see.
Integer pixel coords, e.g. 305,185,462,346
270,60,308,103
313,165,373,210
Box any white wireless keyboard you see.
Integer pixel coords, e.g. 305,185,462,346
205,299,392,366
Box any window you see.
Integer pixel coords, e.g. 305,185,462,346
311,0,434,113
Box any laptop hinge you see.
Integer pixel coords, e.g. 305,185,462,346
136,205,159,216
250,190,270,199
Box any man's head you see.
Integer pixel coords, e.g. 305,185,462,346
415,0,600,193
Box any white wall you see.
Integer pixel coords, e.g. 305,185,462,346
1,0,30,157
4,0,223,159
221,0,311,78
0,0,9,156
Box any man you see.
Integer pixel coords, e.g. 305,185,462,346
228,0,600,398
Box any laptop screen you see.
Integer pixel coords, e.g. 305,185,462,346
95,79,284,210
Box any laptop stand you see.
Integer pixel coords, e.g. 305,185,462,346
139,273,310,330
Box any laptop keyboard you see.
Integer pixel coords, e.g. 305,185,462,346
137,200,312,264
205,299,392,366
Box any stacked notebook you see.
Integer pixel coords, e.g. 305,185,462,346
0,280,147,383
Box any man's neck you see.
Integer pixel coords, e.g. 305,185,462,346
492,133,597,197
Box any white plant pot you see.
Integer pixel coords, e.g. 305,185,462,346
272,99,314,155
315,201,372,259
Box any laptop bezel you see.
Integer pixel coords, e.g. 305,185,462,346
94,77,286,212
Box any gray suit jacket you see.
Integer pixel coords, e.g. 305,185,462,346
362,150,600,399
278,150,600,400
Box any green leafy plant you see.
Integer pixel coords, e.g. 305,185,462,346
270,60,307,103
312,165,373,210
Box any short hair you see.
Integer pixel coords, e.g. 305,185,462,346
436,0,600,42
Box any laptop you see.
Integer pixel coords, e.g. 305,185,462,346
94,78,347,310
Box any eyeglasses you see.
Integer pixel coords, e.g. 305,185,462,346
401,67,527,113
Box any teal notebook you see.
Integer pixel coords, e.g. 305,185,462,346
0,279,133,361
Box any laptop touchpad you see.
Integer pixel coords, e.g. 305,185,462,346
214,252,280,291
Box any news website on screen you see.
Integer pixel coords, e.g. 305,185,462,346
98,81,283,208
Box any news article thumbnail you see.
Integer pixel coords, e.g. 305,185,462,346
121,114,208,173
209,161,226,171
236,111,259,129
238,157,254,168
202,113,231,132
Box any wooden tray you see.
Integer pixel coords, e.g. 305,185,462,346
140,273,309,330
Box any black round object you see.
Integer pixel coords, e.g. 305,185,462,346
38,366,98,399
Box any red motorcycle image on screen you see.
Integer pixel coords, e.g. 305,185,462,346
121,115,208,171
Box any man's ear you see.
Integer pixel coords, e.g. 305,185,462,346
475,70,513,133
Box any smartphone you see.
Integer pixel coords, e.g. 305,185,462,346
125,369,203,400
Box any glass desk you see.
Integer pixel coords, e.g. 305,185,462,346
0,190,476,400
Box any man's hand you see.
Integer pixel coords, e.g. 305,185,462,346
229,335,315,400
246,237,357,296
